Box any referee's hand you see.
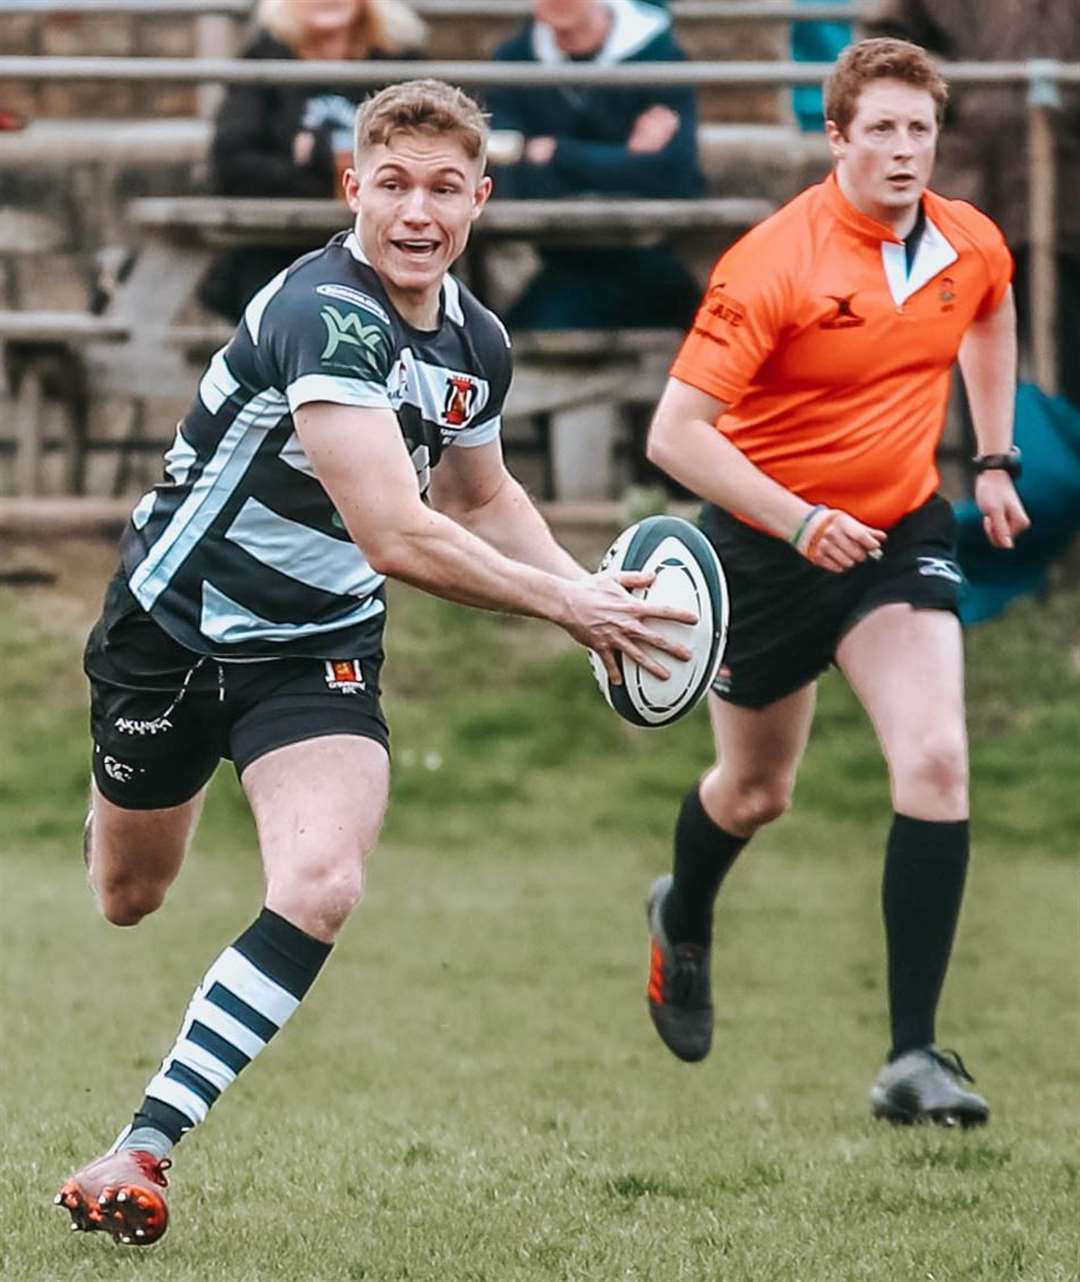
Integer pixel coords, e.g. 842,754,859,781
974,471,1030,549
795,507,886,572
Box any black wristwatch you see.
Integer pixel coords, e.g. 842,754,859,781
973,447,1022,480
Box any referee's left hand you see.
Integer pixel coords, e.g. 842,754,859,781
975,471,1030,549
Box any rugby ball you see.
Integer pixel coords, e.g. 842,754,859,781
588,515,729,727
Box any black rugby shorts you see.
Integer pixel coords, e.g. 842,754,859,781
700,494,964,709
85,595,389,811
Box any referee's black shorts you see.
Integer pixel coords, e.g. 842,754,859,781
85,584,389,811
700,494,964,710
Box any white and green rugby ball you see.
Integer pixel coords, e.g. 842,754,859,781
588,515,729,728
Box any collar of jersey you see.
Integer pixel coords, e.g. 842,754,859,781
822,173,908,246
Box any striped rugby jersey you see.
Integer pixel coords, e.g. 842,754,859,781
119,230,512,660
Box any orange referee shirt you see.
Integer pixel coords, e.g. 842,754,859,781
671,173,1013,529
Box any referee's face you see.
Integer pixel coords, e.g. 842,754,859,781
346,130,492,307
827,78,938,232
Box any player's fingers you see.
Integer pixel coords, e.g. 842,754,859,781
633,600,698,626
613,570,653,591
596,645,622,686
1007,497,1031,535
635,628,692,662
618,639,671,681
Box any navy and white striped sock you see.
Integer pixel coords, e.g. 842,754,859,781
118,908,331,1155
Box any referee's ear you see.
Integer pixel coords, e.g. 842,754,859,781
825,119,848,160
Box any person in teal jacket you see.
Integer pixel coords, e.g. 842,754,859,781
485,0,705,330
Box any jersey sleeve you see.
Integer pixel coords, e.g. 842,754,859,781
971,210,1014,319
266,281,397,414
448,307,513,449
670,231,790,405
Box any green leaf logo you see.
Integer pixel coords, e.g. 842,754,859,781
320,306,389,363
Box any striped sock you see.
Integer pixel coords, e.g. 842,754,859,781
118,907,331,1153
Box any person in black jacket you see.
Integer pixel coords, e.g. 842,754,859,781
484,0,706,330
199,0,427,321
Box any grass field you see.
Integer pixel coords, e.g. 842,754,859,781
1,539,1077,1281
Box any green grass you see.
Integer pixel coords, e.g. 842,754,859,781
0,541,1077,1281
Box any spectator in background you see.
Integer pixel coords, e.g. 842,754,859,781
199,0,426,321
484,0,706,331
867,0,1080,407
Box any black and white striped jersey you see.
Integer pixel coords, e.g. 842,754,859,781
118,230,512,660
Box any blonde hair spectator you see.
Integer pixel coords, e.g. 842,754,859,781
257,0,427,59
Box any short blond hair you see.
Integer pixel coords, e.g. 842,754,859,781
257,0,427,59
825,37,948,135
353,79,489,169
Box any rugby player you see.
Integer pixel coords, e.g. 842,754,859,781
55,79,693,1246
643,39,1029,1125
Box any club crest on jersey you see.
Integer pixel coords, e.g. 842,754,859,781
820,293,866,329
443,375,477,426
939,276,957,312
324,659,367,693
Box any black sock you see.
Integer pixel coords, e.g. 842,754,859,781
883,813,970,1059
662,785,749,946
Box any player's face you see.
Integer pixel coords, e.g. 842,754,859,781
827,79,938,229
346,131,492,320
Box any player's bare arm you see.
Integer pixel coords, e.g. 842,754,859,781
646,377,886,571
958,286,1031,549
428,437,586,580
295,401,694,682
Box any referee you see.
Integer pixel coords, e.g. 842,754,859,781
643,38,1029,1125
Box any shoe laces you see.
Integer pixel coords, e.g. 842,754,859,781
129,1152,172,1188
928,1047,976,1084
667,943,707,1004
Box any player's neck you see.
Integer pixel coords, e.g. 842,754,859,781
383,280,442,332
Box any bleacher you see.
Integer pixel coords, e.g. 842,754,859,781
1,2,1070,506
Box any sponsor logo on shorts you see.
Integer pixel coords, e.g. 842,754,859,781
917,556,963,584
324,659,366,693
114,715,174,736
102,755,143,784
820,293,866,329
316,284,391,325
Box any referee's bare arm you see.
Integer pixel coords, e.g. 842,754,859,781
957,286,1031,549
646,378,885,570
294,401,694,682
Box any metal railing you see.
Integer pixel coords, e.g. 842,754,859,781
0,1,864,19
1,52,1073,392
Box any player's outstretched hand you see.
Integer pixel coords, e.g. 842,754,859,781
795,507,886,572
561,571,696,686
974,471,1030,549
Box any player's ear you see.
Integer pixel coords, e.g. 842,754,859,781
343,166,362,214
471,174,493,219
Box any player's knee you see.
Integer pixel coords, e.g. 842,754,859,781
272,856,366,937
96,873,167,926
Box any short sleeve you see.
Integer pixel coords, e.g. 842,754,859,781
670,232,789,405
265,281,397,414
448,306,513,449
972,214,1014,320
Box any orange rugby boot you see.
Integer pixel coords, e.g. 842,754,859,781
55,1148,171,1246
